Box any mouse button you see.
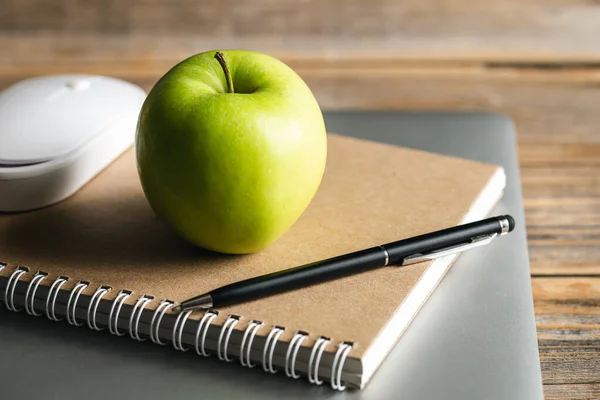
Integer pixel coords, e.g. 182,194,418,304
57,77,144,133
9,76,83,100
65,79,92,91
0,116,75,165
0,94,105,165
0,79,53,111
0,75,144,165
0,84,58,164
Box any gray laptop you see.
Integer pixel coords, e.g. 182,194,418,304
0,112,543,400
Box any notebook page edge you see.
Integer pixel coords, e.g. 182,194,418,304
358,166,506,388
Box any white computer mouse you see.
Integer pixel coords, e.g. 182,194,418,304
0,75,146,211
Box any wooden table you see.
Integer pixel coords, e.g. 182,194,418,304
1,1,599,398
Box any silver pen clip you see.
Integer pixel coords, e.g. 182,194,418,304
401,233,498,266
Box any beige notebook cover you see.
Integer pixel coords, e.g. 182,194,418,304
0,134,504,390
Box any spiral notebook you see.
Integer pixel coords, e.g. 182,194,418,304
0,134,505,390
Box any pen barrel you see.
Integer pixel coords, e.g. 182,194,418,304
211,247,387,307
385,216,505,265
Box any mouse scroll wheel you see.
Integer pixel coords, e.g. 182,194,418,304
66,79,91,90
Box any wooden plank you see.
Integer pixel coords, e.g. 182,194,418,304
519,142,600,167
529,243,600,276
2,35,600,69
521,142,600,275
539,344,600,384
522,166,600,198
533,277,600,317
543,384,600,400
534,277,600,396
1,1,600,58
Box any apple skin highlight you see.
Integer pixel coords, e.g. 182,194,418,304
135,50,327,254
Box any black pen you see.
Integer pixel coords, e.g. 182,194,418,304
174,215,515,312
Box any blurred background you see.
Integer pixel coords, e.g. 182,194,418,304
1,1,599,398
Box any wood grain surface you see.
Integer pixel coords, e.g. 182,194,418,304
2,0,600,58
2,0,600,397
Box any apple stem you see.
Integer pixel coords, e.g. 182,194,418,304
214,52,234,94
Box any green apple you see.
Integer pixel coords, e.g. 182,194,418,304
135,50,327,254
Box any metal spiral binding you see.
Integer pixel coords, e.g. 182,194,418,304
240,321,263,368
330,342,353,391
46,276,68,321
172,310,193,351
24,272,47,316
149,300,174,345
217,315,239,362
0,264,355,391
108,290,131,336
262,326,285,374
129,295,153,341
4,267,28,312
87,285,111,331
66,281,89,326
308,336,330,385
194,310,218,357
285,332,308,379
0,263,5,304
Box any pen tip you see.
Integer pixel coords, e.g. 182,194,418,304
172,305,182,313
506,215,516,231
